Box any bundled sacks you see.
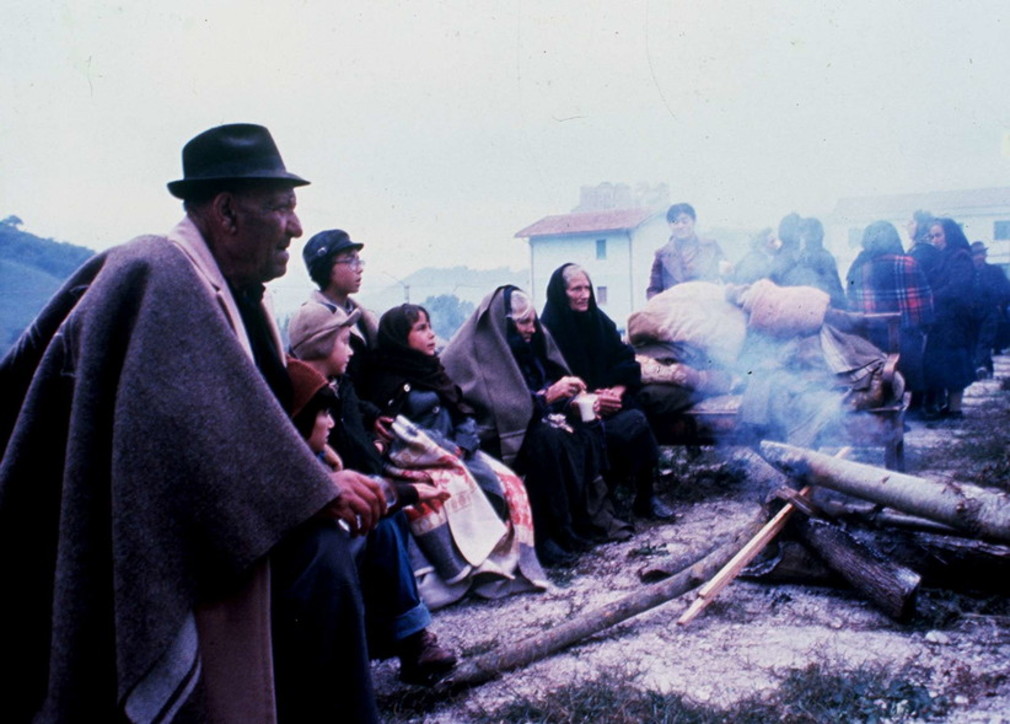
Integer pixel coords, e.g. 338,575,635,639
627,281,747,369
730,279,830,339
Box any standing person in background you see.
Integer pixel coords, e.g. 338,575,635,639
0,123,383,722
906,209,936,251
646,202,725,298
907,209,942,289
541,263,673,520
922,218,976,419
969,241,1010,379
770,212,803,286
733,227,778,284
786,217,846,308
845,221,934,416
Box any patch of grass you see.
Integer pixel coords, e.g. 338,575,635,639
774,662,949,722
469,668,773,724
464,661,950,724
627,542,669,558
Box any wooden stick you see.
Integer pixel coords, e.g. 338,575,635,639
436,507,768,692
676,446,851,626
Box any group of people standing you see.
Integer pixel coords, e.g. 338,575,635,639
646,202,1010,421
847,212,1010,420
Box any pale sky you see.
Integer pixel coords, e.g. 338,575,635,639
4,0,1010,304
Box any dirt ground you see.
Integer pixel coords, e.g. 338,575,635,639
371,357,1010,723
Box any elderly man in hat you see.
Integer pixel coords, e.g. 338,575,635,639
1,124,383,722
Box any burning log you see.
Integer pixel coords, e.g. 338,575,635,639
759,441,1010,543
436,508,767,692
792,516,921,620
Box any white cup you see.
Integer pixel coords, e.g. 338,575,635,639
575,393,598,422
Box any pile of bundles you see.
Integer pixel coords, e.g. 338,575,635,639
736,442,1010,621
628,280,903,447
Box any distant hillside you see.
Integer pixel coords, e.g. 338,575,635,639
356,265,530,315
0,217,94,355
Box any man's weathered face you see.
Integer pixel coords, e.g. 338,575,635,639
228,186,303,284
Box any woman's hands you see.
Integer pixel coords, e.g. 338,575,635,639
594,385,626,417
544,375,587,405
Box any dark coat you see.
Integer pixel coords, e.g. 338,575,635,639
540,263,642,394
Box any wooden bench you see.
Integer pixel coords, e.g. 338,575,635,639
645,312,907,471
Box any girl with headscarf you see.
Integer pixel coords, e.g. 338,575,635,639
921,217,976,418
540,263,672,520
363,303,549,603
441,286,632,567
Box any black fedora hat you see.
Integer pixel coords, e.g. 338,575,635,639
167,123,309,199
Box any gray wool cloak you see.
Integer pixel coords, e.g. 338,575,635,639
0,233,337,721
441,285,571,466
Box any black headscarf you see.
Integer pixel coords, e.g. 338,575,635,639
366,304,473,417
539,264,640,392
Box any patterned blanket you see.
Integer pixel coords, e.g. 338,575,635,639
386,416,548,609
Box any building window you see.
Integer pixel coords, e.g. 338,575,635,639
994,221,1010,240
596,238,607,260
596,286,608,305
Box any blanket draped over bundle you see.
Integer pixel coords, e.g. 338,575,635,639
628,280,902,446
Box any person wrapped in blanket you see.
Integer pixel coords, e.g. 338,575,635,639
540,263,673,520
285,301,457,686
361,303,548,606
441,286,633,568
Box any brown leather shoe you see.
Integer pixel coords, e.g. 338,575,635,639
398,630,457,685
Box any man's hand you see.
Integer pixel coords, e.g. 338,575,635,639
319,470,386,535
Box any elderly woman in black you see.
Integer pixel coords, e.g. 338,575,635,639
540,263,672,520
922,217,976,419
441,286,631,566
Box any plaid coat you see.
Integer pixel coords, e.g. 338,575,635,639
846,253,934,330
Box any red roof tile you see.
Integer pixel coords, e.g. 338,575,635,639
515,207,661,238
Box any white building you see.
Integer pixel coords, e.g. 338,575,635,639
827,186,1010,274
515,206,668,332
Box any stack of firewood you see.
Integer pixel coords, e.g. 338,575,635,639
741,441,1010,621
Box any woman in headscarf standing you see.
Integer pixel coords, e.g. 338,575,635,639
540,263,673,520
441,286,632,566
921,217,976,418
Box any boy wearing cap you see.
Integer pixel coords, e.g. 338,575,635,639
287,301,458,685
303,228,380,386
